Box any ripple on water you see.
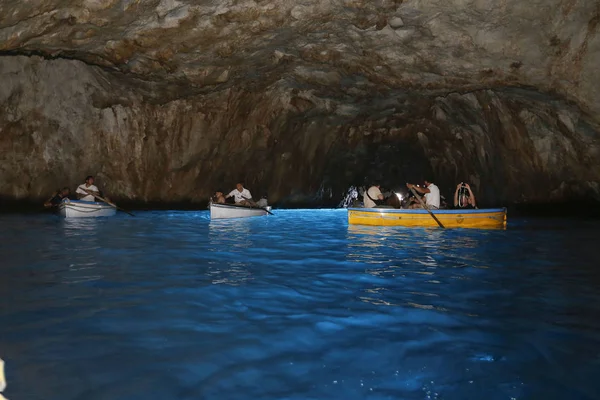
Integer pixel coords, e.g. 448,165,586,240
0,210,599,399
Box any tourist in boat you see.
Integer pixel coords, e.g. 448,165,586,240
385,191,402,209
212,191,226,204
76,176,101,201
363,184,384,208
225,183,254,206
44,187,71,208
256,195,268,208
454,182,477,209
406,179,440,209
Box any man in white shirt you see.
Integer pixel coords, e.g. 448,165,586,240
226,183,253,206
406,179,440,209
76,176,100,202
363,184,384,208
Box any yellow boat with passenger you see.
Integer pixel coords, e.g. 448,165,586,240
347,207,507,229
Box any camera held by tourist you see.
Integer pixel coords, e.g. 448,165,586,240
454,182,477,209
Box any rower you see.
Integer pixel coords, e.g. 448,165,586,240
76,176,100,202
225,183,254,206
406,179,440,209
44,187,71,208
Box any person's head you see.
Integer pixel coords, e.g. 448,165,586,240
85,175,94,185
236,183,244,192
60,187,70,196
423,178,433,187
215,191,223,197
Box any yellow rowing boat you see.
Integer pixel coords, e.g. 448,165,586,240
347,207,507,229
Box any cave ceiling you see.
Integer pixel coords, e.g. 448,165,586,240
1,0,598,118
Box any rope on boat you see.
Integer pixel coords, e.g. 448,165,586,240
61,203,112,213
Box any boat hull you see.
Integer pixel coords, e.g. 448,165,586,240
210,203,271,219
348,207,507,229
58,200,117,218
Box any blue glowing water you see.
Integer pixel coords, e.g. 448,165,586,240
1,209,600,400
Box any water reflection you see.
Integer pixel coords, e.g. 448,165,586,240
209,219,254,249
62,218,102,252
345,224,500,313
56,218,104,284
346,225,399,264
207,220,254,285
63,217,101,235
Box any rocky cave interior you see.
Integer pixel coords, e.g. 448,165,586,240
0,0,599,210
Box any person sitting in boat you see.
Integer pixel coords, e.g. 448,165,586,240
44,187,71,208
225,183,254,206
454,182,477,209
256,195,268,208
363,184,384,208
213,191,226,204
384,191,402,209
406,179,440,209
439,195,448,209
76,176,100,202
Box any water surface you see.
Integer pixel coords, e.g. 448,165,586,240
1,209,599,399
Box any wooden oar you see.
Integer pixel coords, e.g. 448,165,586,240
85,190,135,217
409,187,445,228
242,195,274,215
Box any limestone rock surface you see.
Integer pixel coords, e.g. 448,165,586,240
0,0,599,205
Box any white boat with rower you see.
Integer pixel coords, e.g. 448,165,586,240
209,201,272,219
58,198,117,218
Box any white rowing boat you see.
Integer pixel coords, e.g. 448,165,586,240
209,202,271,219
58,199,117,218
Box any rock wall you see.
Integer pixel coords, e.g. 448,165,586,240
1,55,599,207
1,0,600,206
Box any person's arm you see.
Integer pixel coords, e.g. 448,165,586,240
43,197,56,208
454,184,460,207
244,190,257,206
376,190,384,200
406,183,430,194
75,187,86,199
225,190,234,199
83,189,100,198
465,184,476,208
44,191,59,207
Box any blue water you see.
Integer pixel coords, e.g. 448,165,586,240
1,209,600,400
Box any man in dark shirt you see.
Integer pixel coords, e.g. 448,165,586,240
44,187,71,208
